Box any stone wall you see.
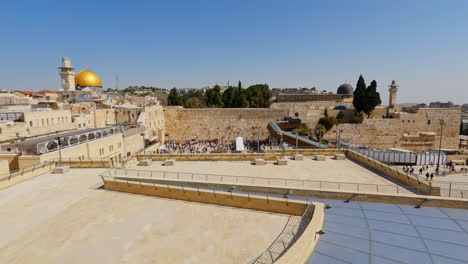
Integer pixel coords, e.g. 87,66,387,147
163,107,288,141
323,108,461,151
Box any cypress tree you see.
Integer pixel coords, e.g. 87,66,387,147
353,75,367,115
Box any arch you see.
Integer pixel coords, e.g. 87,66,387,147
95,132,102,138
47,141,58,151
69,137,78,145
78,134,87,142
333,105,347,110
102,130,109,137
109,128,114,134
88,133,95,140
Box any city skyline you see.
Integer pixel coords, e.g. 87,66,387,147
1,0,467,104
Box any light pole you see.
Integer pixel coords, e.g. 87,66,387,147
56,136,62,167
333,123,344,149
293,129,298,155
436,120,445,175
280,132,285,159
140,132,146,160
165,133,170,156
315,129,323,155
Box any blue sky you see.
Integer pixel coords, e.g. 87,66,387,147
1,0,467,104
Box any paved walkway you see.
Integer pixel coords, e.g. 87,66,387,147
0,168,288,264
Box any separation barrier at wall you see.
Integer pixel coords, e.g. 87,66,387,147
345,150,440,196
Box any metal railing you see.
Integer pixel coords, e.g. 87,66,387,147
99,174,316,264
248,204,315,264
0,160,55,182
107,168,438,195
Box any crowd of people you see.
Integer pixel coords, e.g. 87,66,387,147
402,160,468,180
158,140,283,154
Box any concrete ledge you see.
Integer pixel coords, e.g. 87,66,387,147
138,159,152,166
277,159,288,165
53,166,70,174
334,154,346,160
315,155,326,161
294,154,304,160
103,179,308,215
114,176,468,210
254,158,265,165
276,203,324,264
164,159,176,166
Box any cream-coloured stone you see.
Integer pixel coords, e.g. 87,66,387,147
315,155,326,161
294,154,304,160
0,169,288,264
164,159,175,166
277,158,288,165
52,166,70,174
254,158,265,165
334,154,346,160
138,159,152,166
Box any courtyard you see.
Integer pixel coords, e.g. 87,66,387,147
0,168,289,264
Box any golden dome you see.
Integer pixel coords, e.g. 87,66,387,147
75,68,102,87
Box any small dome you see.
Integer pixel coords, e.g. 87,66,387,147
75,69,102,87
337,83,353,95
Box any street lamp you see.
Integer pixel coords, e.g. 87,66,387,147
333,123,344,149
165,133,170,156
140,132,146,160
56,136,62,167
279,132,285,159
436,120,445,175
315,129,323,155
253,132,260,153
293,129,299,155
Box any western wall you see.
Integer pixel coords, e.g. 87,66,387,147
163,106,288,141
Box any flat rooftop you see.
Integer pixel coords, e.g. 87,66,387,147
131,157,408,193
0,169,288,264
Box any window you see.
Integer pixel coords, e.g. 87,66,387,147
29,121,33,127
0,128,2,134
427,120,431,125
42,119,44,126
46,119,49,125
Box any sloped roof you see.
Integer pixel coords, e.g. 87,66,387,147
35,90,57,94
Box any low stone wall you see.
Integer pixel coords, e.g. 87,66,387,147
0,162,55,190
114,176,468,210
346,150,440,196
138,149,342,161
103,178,307,216
276,203,324,264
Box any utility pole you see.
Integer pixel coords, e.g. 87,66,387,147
294,129,298,155
56,136,62,167
436,120,445,175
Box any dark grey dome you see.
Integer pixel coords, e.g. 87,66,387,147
337,83,354,95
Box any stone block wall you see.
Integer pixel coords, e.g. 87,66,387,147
163,107,288,141
323,108,461,151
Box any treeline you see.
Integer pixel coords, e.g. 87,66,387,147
168,82,273,108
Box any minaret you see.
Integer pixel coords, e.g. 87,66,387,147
58,56,75,91
388,80,398,108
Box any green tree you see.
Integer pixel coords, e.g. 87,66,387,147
336,111,344,120
245,84,272,108
168,88,180,106
318,116,336,131
222,86,235,107
353,75,367,115
363,80,382,117
206,85,224,107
